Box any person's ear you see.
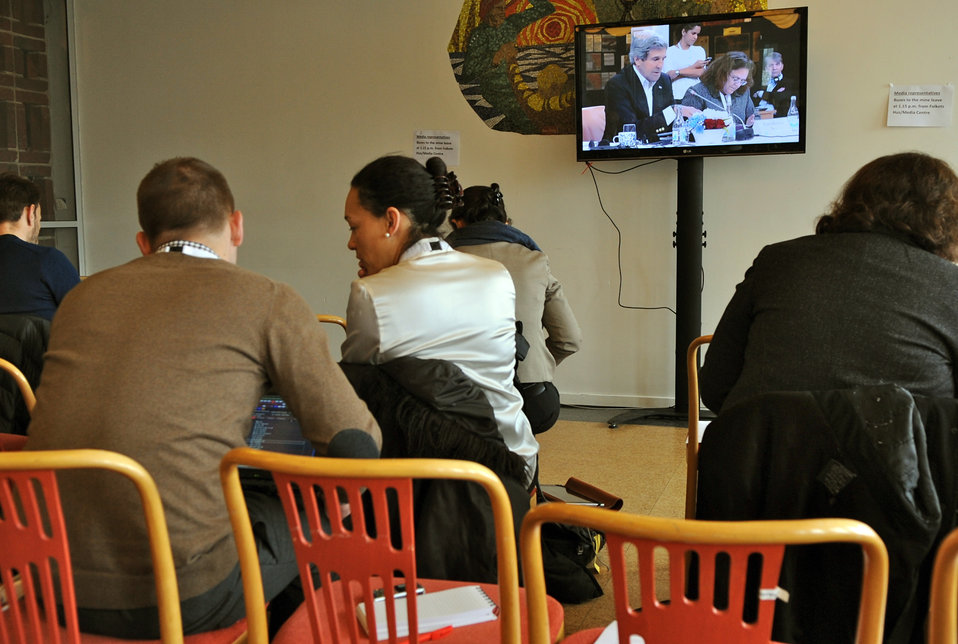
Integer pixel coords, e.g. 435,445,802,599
23,204,37,226
229,210,244,247
135,231,152,256
384,206,403,237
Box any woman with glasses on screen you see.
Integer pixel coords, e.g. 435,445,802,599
681,50,756,129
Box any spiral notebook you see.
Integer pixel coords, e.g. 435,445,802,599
355,584,498,639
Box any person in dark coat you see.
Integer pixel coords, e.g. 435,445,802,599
752,51,799,117
701,151,958,412
602,31,700,143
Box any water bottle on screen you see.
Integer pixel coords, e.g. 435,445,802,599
672,108,687,144
787,96,799,132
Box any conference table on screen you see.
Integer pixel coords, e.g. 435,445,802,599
583,116,799,151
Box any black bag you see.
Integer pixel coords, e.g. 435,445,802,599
515,321,530,364
539,520,604,603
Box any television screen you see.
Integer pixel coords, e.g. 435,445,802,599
575,7,807,161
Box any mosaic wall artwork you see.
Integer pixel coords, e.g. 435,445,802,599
448,0,767,134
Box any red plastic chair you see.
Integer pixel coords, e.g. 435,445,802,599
0,449,251,643
0,432,27,451
521,503,889,644
220,448,565,643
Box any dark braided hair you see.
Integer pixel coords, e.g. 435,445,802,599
449,183,509,226
350,155,461,246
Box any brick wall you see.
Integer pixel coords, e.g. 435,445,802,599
0,0,53,212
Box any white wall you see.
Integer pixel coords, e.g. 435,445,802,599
72,0,958,407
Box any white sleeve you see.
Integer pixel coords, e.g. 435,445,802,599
341,279,384,365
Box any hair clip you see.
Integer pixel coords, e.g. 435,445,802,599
447,171,464,208
434,171,464,210
489,183,503,207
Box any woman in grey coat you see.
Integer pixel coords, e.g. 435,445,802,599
447,184,582,434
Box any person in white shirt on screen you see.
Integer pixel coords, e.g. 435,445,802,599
663,23,708,102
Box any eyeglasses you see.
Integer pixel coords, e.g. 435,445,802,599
728,75,749,86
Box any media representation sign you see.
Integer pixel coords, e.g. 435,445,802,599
413,130,460,167
887,84,954,127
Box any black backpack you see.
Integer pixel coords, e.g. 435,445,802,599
539,518,604,603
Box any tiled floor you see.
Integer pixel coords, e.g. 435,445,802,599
536,408,689,635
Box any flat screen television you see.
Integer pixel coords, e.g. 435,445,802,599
575,6,807,161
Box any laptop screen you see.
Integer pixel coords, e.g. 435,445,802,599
246,395,314,457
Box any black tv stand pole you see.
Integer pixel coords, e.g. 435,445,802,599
608,156,704,427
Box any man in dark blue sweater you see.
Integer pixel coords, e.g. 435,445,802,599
0,173,80,320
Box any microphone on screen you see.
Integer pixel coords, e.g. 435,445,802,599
327,428,380,459
686,89,746,126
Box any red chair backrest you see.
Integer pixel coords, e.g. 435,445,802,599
610,533,785,641
0,468,82,644
0,433,28,452
272,471,420,643
521,504,888,644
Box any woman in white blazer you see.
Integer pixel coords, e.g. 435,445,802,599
340,155,539,488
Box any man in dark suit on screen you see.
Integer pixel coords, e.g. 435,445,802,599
752,51,798,117
602,31,700,143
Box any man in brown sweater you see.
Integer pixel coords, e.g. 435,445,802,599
26,157,381,638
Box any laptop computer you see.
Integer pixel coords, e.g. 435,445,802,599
239,394,313,491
